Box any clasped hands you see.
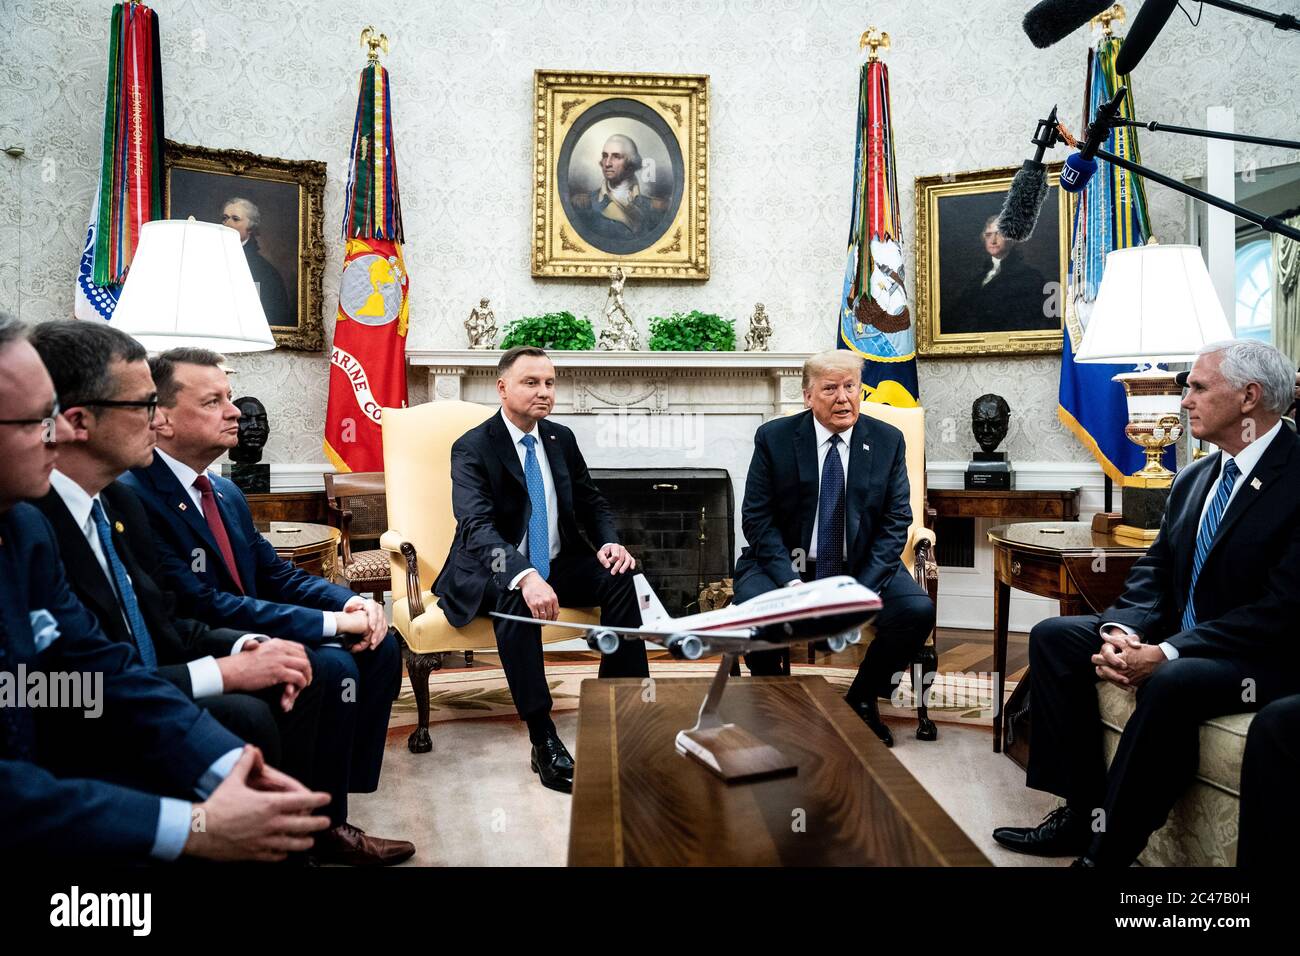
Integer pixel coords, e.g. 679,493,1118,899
1092,625,1167,691
520,543,635,621
333,595,389,653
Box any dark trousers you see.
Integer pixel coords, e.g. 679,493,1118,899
201,680,325,795
738,565,934,704
1026,614,1300,866
484,552,649,726
1238,693,1300,867
310,635,401,826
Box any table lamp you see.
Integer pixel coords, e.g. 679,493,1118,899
1074,242,1232,543
110,218,276,353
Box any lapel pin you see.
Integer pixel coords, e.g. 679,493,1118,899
1250,477,1262,490
862,443,870,452
217,491,224,499
114,521,124,533
178,502,188,511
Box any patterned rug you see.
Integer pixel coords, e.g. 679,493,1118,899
390,656,1013,730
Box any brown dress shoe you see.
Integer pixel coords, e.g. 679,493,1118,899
313,822,415,866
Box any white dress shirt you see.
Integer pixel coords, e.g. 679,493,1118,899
500,409,561,588
981,256,1004,286
49,469,225,697
153,448,336,638
1105,419,1284,659
807,417,852,562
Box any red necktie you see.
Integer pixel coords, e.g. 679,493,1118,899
193,474,245,593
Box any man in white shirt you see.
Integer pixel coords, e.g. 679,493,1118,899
994,339,1300,866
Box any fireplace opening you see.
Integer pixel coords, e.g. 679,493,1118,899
589,468,734,617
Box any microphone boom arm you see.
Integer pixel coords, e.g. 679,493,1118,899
1113,118,1300,151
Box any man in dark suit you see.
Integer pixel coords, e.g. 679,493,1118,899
0,313,331,860
121,347,412,866
994,339,1300,866
733,350,935,747
1238,693,1300,867
434,346,648,792
29,320,321,787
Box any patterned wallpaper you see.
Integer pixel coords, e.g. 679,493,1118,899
3,0,1297,465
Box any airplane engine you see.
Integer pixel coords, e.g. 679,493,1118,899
825,634,849,654
586,629,622,655
666,633,705,660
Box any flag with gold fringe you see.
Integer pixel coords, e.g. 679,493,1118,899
324,53,409,474
837,45,918,408
75,1,165,321
1057,33,1171,480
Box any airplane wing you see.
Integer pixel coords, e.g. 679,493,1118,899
487,612,756,642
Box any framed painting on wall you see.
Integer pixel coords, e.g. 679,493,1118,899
914,163,1070,357
531,70,709,280
164,140,327,351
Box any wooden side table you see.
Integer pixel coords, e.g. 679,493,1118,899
929,488,1081,521
259,521,341,582
987,521,1147,755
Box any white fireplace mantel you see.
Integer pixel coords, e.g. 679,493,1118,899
405,349,810,417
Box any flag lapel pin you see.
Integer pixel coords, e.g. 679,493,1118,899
862,443,870,452
114,521,124,533
1250,477,1262,490
178,502,188,511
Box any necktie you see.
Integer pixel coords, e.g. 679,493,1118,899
521,434,550,580
90,500,158,670
816,434,845,579
192,474,245,593
1181,458,1240,630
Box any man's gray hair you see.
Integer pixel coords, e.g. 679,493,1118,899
1199,338,1296,414
0,311,25,352
802,349,863,391
601,135,643,174
223,196,261,230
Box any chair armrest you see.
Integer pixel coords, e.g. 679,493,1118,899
380,530,425,618
912,530,939,589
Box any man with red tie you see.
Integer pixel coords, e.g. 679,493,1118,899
122,348,412,866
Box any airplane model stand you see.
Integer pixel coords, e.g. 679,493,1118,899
674,652,798,782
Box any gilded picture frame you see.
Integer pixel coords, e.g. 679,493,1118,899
163,140,328,351
531,70,709,280
914,163,1070,357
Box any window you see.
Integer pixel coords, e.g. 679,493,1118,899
1236,239,1272,342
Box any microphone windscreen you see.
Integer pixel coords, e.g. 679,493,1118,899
1115,0,1179,74
1023,0,1116,48
1060,151,1098,193
997,160,1050,242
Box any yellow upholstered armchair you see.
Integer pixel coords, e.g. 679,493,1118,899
379,400,598,753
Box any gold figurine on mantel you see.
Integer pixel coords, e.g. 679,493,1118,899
860,26,890,61
360,26,389,63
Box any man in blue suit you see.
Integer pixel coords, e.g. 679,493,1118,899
0,313,331,860
121,347,412,866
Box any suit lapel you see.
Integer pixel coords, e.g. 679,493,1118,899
142,457,225,574
845,417,877,555
1202,429,1293,567
539,420,573,516
488,413,527,490
208,477,255,592
793,412,818,551
35,492,122,629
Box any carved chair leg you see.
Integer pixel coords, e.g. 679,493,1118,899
401,640,437,754
915,640,939,741
464,650,474,667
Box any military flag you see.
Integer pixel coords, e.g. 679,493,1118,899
75,2,165,321
1057,33,1170,479
324,53,409,473
837,46,918,407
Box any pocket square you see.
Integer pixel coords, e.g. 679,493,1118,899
29,608,61,653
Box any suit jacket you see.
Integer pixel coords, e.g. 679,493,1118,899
434,412,620,627
121,456,355,643
1103,424,1300,662
32,481,246,697
734,409,912,598
0,503,243,858
949,249,1049,334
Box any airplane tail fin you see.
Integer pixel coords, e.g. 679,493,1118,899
633,573,673,625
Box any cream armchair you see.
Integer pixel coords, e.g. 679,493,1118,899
380,400,598,753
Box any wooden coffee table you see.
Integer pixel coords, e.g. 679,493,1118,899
568,676,989,867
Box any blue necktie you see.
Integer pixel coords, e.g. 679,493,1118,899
521,434,551,580
90,500,158,670
816,434,845,578
1181,458,1240,631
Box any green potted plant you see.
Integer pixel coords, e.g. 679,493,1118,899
499,311,595,350
647,310,735,351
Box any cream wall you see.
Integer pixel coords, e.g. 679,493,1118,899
3,0,1297,466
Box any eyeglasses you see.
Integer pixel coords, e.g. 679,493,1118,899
82,395,160,422
0,398,61,427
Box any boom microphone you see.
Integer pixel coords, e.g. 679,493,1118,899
1060,87,1128,193
1114,0,1179,74
1023,0,1117,48
996,106,1060,242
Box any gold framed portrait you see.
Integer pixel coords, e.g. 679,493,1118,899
531,70,709,280
163,140,328,351
914,163,1070,358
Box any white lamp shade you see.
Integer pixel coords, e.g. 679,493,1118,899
111,219,276,353
1074,244,1232,364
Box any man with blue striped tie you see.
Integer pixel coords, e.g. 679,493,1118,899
434,347,648,792
994,340,1300,866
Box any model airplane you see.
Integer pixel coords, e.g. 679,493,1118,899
490,573,882,658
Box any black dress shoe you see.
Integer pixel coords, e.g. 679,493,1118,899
531,733,575,794
1070,856,1096,867
847,697,894,747
993,806,1092,857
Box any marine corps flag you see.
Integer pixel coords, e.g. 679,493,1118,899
324,56,409,474
75,2,165,321
1057,33,1170,479
837,39,918,408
